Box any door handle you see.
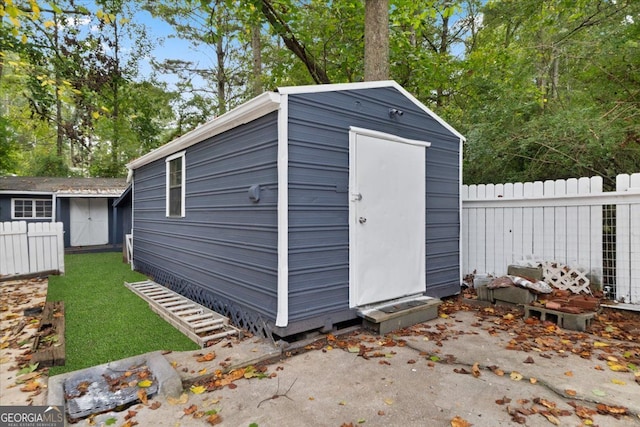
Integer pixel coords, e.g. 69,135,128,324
359,217,367,224
351,193,362,201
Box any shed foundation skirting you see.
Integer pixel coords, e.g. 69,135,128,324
135,261,271,338
135,260,359,339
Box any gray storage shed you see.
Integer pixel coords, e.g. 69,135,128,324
127,81,464,338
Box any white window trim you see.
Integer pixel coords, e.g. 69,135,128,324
11,198,53,220
166,151,186,218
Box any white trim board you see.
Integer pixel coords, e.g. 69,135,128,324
275,94,289,327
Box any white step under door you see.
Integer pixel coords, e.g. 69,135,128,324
349,127,430,307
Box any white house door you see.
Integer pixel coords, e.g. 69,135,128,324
70,198,109,246
349,127,429,307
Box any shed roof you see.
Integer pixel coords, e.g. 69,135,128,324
126,80,464,175
0,176,127,196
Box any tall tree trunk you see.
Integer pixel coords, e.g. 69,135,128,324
436,13,450,107
111,18,121,170
216,9,226,115
251,24,263,96
364,0,389,81
53,12,64,157
551,49,560,100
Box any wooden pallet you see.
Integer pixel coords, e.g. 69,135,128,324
125,280,239,347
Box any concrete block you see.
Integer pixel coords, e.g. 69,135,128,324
360,298,441,335
492,286,536,305
475,284,494,302
524,305,596,331
508,265,543,281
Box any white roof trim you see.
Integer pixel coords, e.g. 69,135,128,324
55,192,123,198
127,91,281,171
277,80,399,94
279,80,465,142
0,191,52,196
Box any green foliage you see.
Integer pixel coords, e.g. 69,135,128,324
2,0,638,184
28,152,73,177
0,117,20,175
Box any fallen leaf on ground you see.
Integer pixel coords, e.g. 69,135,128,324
540,411,560,425
19,381,40,392
150,401,161,410
596,404,628,415
565,389,576,396
137,380,152,388
607,361,629,372
206,414,223,425
510,371,523,381
534,398,556,409
190,385,206,394
489,366,504,376
529,377,537,384
450,415,472,427
137,388,148,405
472,362,481,378
184,404,198,415
523,356,535,364
197,352,216,362
564,371,573,377
167,393,189,405
611,379,626,385
495,396,511,405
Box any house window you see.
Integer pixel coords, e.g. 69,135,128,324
12,199,53,219
166,151,185,217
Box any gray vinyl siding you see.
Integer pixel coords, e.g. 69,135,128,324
133,113,279,321
286,87,460,321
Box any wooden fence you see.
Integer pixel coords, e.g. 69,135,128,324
462,173,640,304
0,221,65,277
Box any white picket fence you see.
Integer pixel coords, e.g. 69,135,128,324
0,221,65,277
462,173,640,304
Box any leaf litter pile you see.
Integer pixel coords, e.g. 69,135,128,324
0,278,49,405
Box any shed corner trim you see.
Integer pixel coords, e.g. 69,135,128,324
275,93,289,328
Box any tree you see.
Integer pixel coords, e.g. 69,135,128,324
364,0,389,81
460,0,640,187
259,0,331,84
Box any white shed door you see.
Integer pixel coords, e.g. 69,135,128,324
70,198,109,246
349,128,428,307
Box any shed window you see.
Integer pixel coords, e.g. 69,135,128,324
12,199,53,219
166,151,185,217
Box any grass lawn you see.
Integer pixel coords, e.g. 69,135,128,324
47,252,199,375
